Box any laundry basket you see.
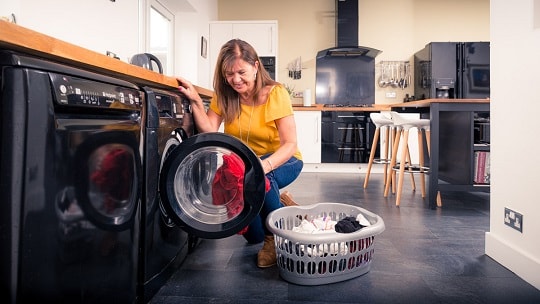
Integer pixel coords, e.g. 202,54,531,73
267,203,385,285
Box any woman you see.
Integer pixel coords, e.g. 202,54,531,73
177,39,303,268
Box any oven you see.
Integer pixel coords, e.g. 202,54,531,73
321,111,373,163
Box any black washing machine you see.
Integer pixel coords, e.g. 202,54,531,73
0,51,144,303
140,87,268,302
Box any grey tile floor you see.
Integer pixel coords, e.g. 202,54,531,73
150,172,540,304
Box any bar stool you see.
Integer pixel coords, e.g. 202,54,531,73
363,112,393,188
384,112,430,206
364,111,416,193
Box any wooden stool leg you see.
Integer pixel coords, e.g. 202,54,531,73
425,129,431,155
396,128,410,206
384,127,401,197
363,126,380,188
383,126,391,185
390,127,397,194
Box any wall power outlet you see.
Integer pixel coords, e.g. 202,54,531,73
385,92,396,98
504,207,523,233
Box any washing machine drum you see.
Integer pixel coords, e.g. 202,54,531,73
159,132,266,239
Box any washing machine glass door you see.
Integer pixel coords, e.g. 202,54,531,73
72,131,141,231
159,132,266,239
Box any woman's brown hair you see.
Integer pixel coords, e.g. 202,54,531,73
212,39,278,123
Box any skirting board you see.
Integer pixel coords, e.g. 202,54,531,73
301,163,386,174
485,232,540,289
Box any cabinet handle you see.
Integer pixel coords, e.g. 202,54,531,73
337,115,364,119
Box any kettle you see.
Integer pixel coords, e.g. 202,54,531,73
130,53,163,74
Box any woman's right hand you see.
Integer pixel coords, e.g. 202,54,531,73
176,77,202,103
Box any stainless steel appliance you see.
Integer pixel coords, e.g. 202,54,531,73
314,0,381,106
414,42,490,100
0,50,144,303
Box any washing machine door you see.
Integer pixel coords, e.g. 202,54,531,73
159,132,266,239
72,131,141,231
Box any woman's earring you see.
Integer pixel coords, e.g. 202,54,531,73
254,72,257,79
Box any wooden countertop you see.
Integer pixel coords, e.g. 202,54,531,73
293,99,490,111
292,104,389,111
0,20,213,98
388,98,490,108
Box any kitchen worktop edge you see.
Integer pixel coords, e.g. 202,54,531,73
293,99,490,111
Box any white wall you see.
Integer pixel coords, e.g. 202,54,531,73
0,0,20,23
16,0,139,62
0,0,216,89
174,0,217,89
486,0,540,289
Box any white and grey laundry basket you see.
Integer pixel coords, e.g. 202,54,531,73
267,203,385,285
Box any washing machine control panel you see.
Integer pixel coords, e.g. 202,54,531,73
155,93,176,117
153,89,190,119
49,73,143,110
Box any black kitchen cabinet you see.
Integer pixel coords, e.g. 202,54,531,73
438,110,490,186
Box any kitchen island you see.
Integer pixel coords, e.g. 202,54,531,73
390,99,490,209
293,99,490,209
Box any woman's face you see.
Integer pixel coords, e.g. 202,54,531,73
224,58,258,95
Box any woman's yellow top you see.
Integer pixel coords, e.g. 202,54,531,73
209,85,302,160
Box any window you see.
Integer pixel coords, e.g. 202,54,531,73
147,0,174,75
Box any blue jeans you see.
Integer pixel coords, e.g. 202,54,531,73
242,155,303,244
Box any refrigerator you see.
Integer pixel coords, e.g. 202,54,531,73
414,42,490,100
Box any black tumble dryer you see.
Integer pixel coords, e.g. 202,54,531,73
0,51,144,303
